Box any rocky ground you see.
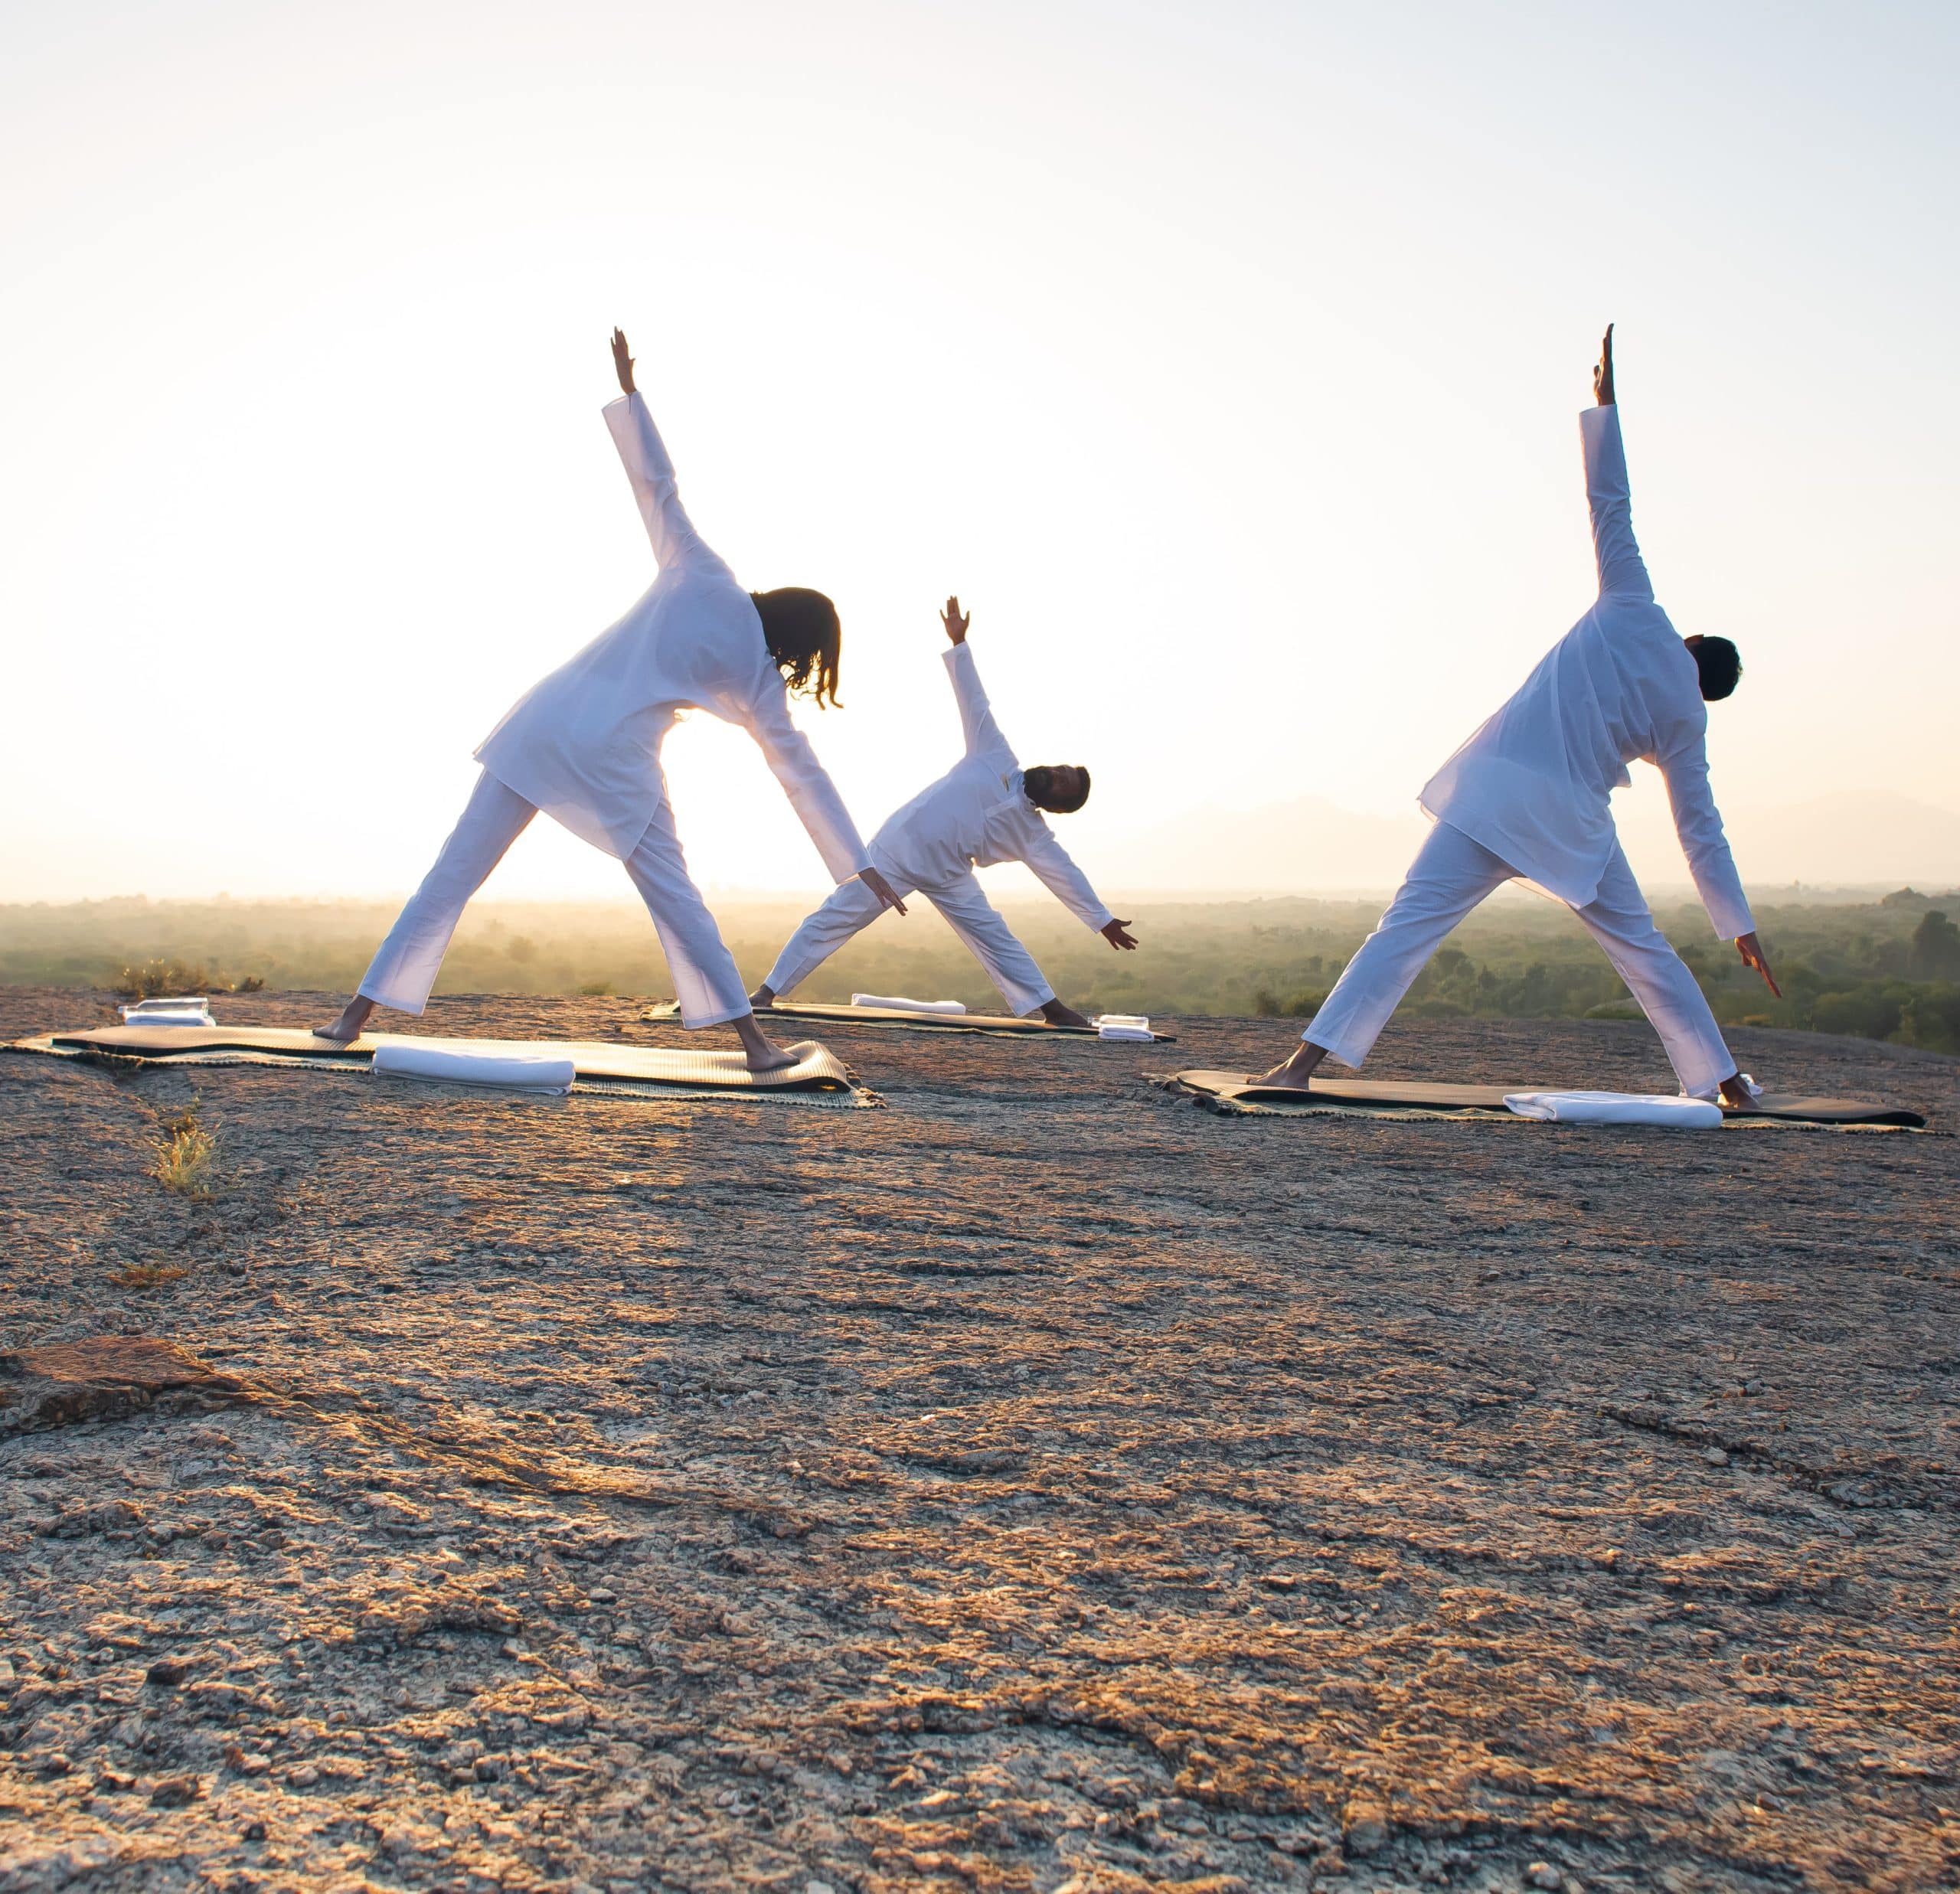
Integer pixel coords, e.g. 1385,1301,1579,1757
1,985,1956,1894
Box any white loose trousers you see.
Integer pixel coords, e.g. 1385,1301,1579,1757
763,857,1056,1016
358,769,751,1030
1302,821,1736,1098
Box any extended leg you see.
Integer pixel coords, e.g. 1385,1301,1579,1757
318,771,537,1040
923,872,1063,1018
1573,844,1746,1102
1256,822,1513,1086
622,791,791,1069
751,872,900,1009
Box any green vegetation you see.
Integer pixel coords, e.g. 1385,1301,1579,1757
3,887,1958,1053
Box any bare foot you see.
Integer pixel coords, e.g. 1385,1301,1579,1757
1253,1042,1327,1090
1039,1001,1091,1029
731,1013,799,1073
1717,1071,1759,1110
748,984,778,1012
315,996,375,1043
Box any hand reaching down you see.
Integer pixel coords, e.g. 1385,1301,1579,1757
1102,918,1138,951
860,867,908,916
1736,930,1780,999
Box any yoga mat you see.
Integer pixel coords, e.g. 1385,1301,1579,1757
1158,1070,1927,1128
8,1026,880,1109
640,999,1175,1042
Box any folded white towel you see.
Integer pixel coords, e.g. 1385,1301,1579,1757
1097,1025,1154,1042
1095,1014,1154,1042
129,995,210,1012
850,994,967,1015
120,1006,214,1028
372,1043,575,1094
1504,1090,1723,1128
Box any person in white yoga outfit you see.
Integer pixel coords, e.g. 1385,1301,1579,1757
1259,327,1779,1105
750,597,1138,1027
316,328,905,1070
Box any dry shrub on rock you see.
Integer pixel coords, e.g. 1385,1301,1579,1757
150,1103,218,1200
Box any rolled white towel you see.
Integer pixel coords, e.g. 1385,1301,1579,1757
1095,1014,1153,1042
372,1043,575,1094
850,994,967,1015
1504,1090,1722,1128
120,1006,214,1027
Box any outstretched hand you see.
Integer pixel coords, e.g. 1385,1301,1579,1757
941,596,970,645
1736,930,1781,999
611,327,636,396
1101,918,1138,951
1592,322,1615,406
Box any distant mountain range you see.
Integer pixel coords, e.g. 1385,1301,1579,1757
1088,791,1960,897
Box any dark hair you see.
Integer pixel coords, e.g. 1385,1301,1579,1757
1025,764,1091,815
1694,636,1743,702
750,588,841,707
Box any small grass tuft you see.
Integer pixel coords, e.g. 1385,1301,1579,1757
151,1102,219,1200
111,1262,191,1288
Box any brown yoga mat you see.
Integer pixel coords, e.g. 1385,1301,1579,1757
1161,1069,1928,1128
640,999,1174,1042
10,1025,880,1109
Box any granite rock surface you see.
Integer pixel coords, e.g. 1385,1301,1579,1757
2,987,1955,1893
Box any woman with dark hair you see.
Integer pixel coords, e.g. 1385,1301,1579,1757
315,327,904,1069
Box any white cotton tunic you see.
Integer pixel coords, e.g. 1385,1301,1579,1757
474,392,871,886
1419,405,1754,941
873,644,1115,931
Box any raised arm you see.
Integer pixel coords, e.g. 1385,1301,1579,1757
1581,325,1655,602
602,328,707,572
940,597,1011,760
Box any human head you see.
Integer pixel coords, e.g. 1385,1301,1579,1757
1023,764,1090,815
750,588,842,707
1684,633,1742,702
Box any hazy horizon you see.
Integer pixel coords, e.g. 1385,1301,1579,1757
5,782,1955,909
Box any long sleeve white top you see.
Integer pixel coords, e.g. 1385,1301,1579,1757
474,392,872,884
871,644,1115,932
1418,405,1754,939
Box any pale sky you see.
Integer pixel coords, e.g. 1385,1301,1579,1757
3,0,1955,903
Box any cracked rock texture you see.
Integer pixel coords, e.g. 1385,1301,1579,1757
1,985,1956,1894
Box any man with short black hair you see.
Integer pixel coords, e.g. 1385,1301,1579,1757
752,597,1135,1025
1258,327,1778,1103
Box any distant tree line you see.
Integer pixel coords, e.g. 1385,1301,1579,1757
2,890,1957,1056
